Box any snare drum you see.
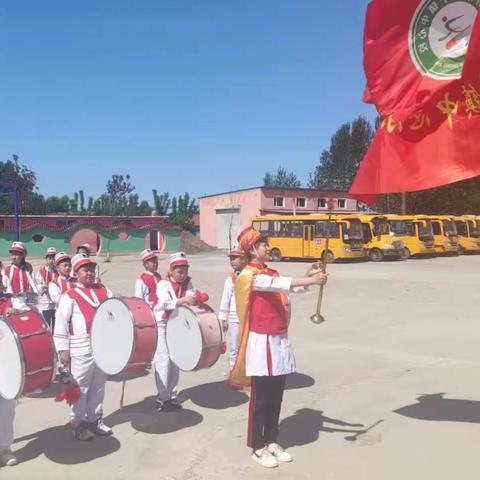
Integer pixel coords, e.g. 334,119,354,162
0,309,56,400
166,305,222,372
91,297,158,375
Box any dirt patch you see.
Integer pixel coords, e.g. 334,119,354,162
181,230,219,254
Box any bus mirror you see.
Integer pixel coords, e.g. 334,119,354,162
420,220,427,227
344,221,351,229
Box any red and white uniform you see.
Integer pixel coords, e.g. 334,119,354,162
54,284,112,426
134,272,162,309
152,277,195,402
48,276,76,307
0,296,28,451
2,265,36,295
219,272,240,370
35,265,57,312
245,273,307,377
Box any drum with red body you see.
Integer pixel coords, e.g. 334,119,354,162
166,304,222,371
91,297,158,375
0,309,56,400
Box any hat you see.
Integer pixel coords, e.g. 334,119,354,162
46,247,58,258
140,249,157,262
169,252,189,269
54,251,71,266
237,227,263,253
76,243,92,254
9,241,27,255
229,248,245,258
71,253,96,273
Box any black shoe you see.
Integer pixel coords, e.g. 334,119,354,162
159,399,182,412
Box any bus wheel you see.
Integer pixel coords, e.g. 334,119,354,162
399,247,410,260
370,248,383,262
322,250,335,263
270,248,282,262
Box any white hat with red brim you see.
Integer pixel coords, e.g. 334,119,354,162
169,252,189,268
46,247,58,257
9,242,27,255
71,253,96,273
54,251,71,266
141,249,157,262
77,243,92,254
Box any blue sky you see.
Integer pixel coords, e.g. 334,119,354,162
0,1,373,203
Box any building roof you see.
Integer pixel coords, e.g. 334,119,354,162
199,186,351,199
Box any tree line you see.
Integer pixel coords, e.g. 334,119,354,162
262,116,480,215
0,156,198,230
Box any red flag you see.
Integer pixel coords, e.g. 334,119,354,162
364,0,479,120
350,1,480,202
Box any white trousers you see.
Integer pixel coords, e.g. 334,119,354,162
228,321,240,371
153,322,179,402
70,354,107,426
0,397,15,450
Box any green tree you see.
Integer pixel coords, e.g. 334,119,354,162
263,167,301,188
79,190,85,214
309,116,374,191
169,192,199,231
152,190,171,215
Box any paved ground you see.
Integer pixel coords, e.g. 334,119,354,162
3,253,480,480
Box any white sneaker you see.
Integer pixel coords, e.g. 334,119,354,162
92,419,113,436
0,449,18,467
267,443,293,463
251,448,278,468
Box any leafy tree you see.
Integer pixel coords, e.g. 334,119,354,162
263,167,301,188
309,116,374,191
152,190,171,215
169,192,199,231
79,190,85,214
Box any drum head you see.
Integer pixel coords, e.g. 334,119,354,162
91,299,135,375
0,319,23,400
167,307,202,371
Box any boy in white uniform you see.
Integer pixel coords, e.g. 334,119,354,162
134,249,162,309
35,247,58,329
54,254,113,440
153,252,196,411
218,249,246,372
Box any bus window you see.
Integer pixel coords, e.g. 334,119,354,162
468,221,480,238
391,221,415,236
362,223,373,243
432,221,441,235
342,221,363,243
315,221,340,239
418,221,434,241
442,220,456,236
272,220,303,238
455,221,468,236
372,219,389,236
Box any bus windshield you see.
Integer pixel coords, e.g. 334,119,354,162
418,221,434,241
442,220,457,236
372,219,390,236
341,220,363,243
390,220,415,237
468,220,480,238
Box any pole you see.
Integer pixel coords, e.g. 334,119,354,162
401,192,407,215
14,189,20,241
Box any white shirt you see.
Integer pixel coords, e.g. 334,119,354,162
134,271,161,309
153,279,195,324
218,275,239,323
48,276,75,307
34,267,56,311
245,274,307,377
54,285,112,357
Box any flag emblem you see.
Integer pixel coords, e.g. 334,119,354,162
409,0,478,80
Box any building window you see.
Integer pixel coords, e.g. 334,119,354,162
318,198,327,208
337,199,347,209
273,197,284,207
296,197,307,208
32,234,45,243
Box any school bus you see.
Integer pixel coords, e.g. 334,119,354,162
386,215,436,258
251,214,365,262
352,214,404,261
453,216,480,253
429,216,459,254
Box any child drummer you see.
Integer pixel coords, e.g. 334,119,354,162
54,254,113,441
231,227,327,469
135,249,162,309
0,274,29,468
1,242,36,295
153,252,196,412
35,247,58,329
218,248,247,373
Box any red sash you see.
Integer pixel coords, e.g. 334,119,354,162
140,272,162,308
66,285,109,334
56,276,76,294
39,266,57,284
4,265,30,294
162,273,191,320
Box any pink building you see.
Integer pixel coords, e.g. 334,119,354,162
199,187,358,248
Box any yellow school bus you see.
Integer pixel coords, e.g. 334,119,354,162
453,216,480,253
352,214,404,261
429,216,459,254
387,215,436,258
251,214,365,262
